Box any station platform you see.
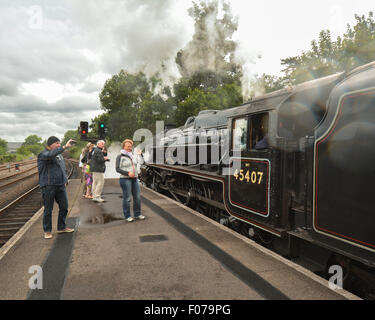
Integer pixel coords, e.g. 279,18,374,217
0,178,360,301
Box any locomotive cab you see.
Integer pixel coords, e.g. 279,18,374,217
225,73,344,236
226,107,281,235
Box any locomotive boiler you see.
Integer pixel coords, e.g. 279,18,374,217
141,61,375,298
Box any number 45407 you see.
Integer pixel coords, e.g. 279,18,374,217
233,169,263,184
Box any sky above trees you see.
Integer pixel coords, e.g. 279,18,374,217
1,0,374,142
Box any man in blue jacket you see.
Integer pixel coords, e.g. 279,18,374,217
37,136,75,239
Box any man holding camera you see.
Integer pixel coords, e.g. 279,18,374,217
90,140,109,203
37,136,76,239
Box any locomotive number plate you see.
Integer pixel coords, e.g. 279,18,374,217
228,158,270,216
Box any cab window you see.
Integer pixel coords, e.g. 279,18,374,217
232,117,248,151
250,113,269,150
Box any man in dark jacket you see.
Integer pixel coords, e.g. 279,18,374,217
90,140,109,202
37,136,75,239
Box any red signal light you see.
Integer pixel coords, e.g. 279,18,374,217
79,121,89,140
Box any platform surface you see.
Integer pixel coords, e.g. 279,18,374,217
0,179,359,300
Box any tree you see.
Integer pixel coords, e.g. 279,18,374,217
338,12,375,70
173,81,242,126
0,137,7,155
280,12,375,85
23,134,42,146
18,135,44,156
246,74,287,99
172,69,243,126
62,130,81,146
99,70,172,141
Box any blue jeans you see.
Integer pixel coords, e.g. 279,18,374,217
41,185,68,232
119,178,141,219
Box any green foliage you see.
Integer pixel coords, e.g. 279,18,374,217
90,113,110,139
23,134,42,146
17,135,44,156
0,137,7,155
98,70,173,140
62,129,81,145
17,145,40,156
61,129,89,159
174,79,242,126
280,12,375,85
246,74,287,99
0,137,38,164
0,153,16,163
249,11,375,95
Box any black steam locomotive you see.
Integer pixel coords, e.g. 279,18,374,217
141,61,375,298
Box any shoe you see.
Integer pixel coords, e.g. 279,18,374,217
135,215,145,220
125,217,134,222
92,198,104,203
44,232,53,239
57,228,75,233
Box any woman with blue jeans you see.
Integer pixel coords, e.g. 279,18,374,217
116,139,145,222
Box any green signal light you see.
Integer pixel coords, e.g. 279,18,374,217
100,124,104,128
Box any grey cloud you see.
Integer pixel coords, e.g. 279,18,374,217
80,81,103,94
69,0,192,77
0,3,96,85
0,108,102,142
0,0,193,142
0,76,20,97
0,94,99,114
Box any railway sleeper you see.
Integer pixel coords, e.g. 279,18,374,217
0,222,25,228
0,226,22,233
0,218,29,223
0,232,16,240
3,214,36,219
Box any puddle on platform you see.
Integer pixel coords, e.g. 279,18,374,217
79,213,124,228
90,213,123,225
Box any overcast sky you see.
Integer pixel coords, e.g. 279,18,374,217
1,0,374,142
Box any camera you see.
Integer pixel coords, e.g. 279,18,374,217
70,140,77,145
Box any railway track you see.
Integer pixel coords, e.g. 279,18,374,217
0,186,42,247
0,158,78,248
0,166,38,189
0,159,36,172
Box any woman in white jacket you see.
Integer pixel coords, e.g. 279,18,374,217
116,139,145,222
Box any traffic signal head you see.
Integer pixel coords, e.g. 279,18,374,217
79,121,89,139
98,123,106,139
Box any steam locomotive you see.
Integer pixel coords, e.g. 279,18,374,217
140,61,375,298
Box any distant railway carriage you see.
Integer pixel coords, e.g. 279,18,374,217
141,61,375,298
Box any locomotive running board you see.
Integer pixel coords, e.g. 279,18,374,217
144,163,284,238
